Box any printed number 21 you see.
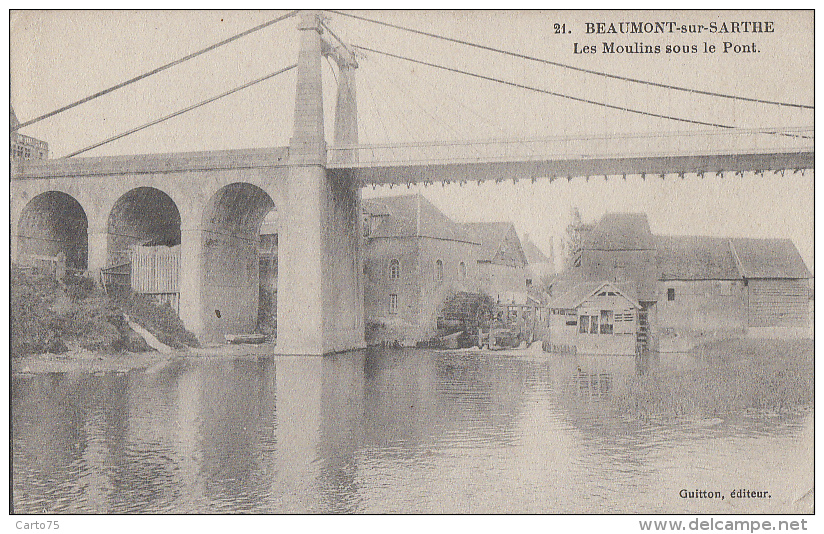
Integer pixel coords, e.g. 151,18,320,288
554,23,567,34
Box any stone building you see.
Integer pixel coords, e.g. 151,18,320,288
362,194,531,345
521,234,554,285
548,212,813,353
10,104,49,161
460,221,530,306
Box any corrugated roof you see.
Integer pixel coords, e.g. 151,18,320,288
656,235,740,280
730,238,812,279
363,194,478,243
584,213,656,251
460,222,514,261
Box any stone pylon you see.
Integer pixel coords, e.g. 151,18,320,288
276,11,365,355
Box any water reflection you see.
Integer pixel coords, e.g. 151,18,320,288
12,348,813,514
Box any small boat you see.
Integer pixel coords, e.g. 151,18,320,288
224,333,266,344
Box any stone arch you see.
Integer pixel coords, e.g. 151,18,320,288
16,191,88,270
107,187,181,267
200,182,277,342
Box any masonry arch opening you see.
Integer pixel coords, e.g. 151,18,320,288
106,187,182,308
201,182,277,343
17,191,88,272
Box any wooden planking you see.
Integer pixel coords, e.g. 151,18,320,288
747,279,810,327
130,245,180,294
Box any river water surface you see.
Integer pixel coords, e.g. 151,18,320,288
12,348,813,514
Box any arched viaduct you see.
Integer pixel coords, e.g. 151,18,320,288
11,12,365,355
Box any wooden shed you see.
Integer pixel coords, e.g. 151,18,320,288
730,238,812,336
548,281,641,355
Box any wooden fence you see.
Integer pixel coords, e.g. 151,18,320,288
130,245,180,312
101,245,180,312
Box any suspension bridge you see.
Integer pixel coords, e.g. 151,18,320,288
10,11,813,355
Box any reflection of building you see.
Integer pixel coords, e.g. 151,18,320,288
10,104,49,161
548,212,813,353
362,194,531,345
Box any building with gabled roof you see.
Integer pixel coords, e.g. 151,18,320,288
362,194,483,345
658,235,812,336
460,221,529,306
546,212,812,353
580,212,658,303
362,194,532,345
547,281,642,355
522,233,554,283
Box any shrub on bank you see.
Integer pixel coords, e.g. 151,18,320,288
610,338,813,420
11,269,67,356
11,267,198,357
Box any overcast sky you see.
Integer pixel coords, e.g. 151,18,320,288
9,10,814,269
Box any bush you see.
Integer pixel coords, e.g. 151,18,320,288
608,338,813,421
11,267,199,356
11,269,67,357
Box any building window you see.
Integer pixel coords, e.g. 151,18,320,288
667,288,676,301
458,261,466,280
435,259,444,281
362,215,371,237
590,314,599,334
526,278,532,288
389,294,398,315
579,315,589,334
389,259,400,280
600,310,614,334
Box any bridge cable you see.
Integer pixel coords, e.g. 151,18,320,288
63,64,297,158
14,10,299,131
371,57,469,145
332,11,813,110
353,45,736,130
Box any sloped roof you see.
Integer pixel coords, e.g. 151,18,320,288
550,281,640,310
460,222,514,261
10,103,19,131
730,238,812,279
522,237,552,264
656,235,740,280
584,213,656,251
363,194,477,243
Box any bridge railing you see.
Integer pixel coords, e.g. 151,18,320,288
328,127,813,168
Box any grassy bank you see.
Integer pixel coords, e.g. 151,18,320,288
610,338,813,421
11,267,199,357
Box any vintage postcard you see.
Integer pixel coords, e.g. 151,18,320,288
9,9,813,522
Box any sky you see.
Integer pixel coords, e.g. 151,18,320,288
9,10,814,270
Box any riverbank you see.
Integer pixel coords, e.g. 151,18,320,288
11,267,199,358
609,337,814,421
12,342,277,375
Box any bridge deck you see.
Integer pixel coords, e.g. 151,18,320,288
11,128,812,184
330,127,813,184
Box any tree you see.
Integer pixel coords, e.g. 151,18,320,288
562,207,587,269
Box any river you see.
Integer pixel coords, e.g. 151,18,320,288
11,348,813,514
